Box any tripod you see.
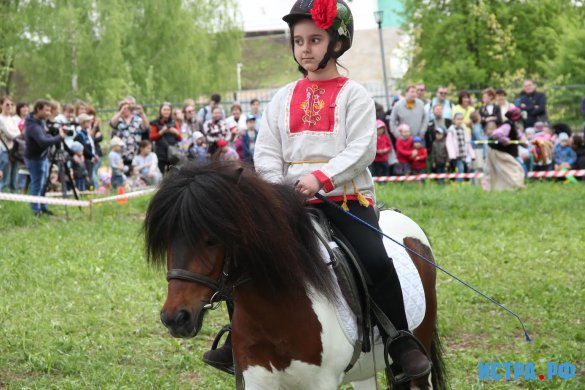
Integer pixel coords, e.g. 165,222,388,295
45,142,81,211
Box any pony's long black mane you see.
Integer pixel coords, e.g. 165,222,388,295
144,161,336,301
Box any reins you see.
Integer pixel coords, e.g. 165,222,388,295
314,192,532,342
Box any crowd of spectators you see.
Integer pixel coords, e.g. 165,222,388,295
372,80,585,183
1,80,584,214
0,94,263,215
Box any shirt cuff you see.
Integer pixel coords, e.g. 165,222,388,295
312,170,334,193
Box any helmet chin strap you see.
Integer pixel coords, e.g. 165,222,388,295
317,39,338,70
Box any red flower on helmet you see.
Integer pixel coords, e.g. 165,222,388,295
311,0,338,30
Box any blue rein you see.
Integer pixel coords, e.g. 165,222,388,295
314,192,532,342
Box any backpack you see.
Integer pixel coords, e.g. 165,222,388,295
9,134,25,163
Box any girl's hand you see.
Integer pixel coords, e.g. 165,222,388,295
295,174,323,198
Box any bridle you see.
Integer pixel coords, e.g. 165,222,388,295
166,258,231,311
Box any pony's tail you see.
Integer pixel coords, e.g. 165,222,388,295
430,328,448,390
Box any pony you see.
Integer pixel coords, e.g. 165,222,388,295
144,161,446,389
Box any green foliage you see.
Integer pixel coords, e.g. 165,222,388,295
0,182,584,388
5,0,243,107
241,36,299,89
400,0,575,89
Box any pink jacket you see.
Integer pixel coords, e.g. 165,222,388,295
446,125,475,162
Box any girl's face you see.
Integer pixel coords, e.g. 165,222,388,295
293,19,336,73
461,96,470,106
482,93,493,104
160,105,172,119
377,127,385,135
141,144,152,155
401,129,411,139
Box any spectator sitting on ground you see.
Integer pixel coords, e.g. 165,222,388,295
126,165,147,191
411,136,428,175
132,140,161,185
553,132,577,170
389,85,428,138
108,136,127,189
212,138,238,161
197,94,225,124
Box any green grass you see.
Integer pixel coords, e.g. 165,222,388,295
0,182,583,389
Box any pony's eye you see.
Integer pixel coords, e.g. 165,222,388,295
205,238,218,247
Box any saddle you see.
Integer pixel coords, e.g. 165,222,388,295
309,207,378,371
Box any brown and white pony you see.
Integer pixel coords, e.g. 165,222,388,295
144,162,446,389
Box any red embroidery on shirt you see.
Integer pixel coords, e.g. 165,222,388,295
289,77,348,134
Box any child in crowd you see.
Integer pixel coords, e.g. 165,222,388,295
242,114,258,165
212,138,239,161
108,136,128,189
189,131,209,166
571,134,585,169
70,141,88,191
431,127,449,175
446,112,475,180
370,119,392,177
132,140,161,185
126,165,147,191
553,132,577,170
395,124,414,176
410,136,428,174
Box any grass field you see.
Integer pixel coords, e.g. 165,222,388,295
0,181,583,389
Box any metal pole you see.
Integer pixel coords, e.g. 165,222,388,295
377,22,391,111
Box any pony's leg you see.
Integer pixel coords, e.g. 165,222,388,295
350,376,377,390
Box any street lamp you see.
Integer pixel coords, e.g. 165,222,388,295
374,10,391,111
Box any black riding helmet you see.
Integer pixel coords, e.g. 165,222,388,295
283,0,354,72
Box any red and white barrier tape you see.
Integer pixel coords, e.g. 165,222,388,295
0,187,156,207
373,170,585,182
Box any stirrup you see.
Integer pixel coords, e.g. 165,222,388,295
383,330,431,384
211,324,231,351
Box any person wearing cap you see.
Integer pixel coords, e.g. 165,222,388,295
108,136,128,189
188,131,208,166
74,113,97,189
69,141,89,191
246,0,431,381
211,138,238,161
24,100,66,216
241,114,258,164
552,132,577,170
483,107,526,191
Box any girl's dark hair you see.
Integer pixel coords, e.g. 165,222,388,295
458,90,471,105
159,102,172,118
140,139,152,149
16,102,29,117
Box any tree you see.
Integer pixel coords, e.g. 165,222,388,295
6,0,243,108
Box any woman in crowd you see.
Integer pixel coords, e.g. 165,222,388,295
202,106,228,155
110,99,149,168
452,90,475,130
149,102,181,174
479,88,501,128
86,106,103,189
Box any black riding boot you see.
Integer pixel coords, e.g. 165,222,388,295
202,300,234,375
369,265,431,381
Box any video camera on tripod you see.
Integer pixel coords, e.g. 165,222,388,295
46,119,78,137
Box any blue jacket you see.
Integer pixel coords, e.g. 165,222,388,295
553,144,577,166
24,113,63,160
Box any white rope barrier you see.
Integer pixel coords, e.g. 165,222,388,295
373,170,585,182
0,187,156,207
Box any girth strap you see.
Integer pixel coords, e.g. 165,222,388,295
166,269,220,291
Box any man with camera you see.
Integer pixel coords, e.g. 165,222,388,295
24,100,66,216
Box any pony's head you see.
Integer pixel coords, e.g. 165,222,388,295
144,161,335,338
